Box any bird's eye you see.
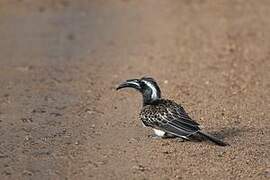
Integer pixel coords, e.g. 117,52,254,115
140,81,146,87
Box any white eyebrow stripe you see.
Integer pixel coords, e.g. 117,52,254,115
142,80,158,100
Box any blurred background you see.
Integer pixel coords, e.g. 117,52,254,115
0,0,269,180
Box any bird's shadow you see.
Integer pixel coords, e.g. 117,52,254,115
184,126,250,145
207,126,250,140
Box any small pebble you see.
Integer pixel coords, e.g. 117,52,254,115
23,170,33,176
132,164,146,172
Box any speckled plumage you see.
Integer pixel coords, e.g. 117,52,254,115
140,99,200,138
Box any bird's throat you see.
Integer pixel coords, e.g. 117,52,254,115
142,91,160,106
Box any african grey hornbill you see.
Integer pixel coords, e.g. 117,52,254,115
116,77,229,146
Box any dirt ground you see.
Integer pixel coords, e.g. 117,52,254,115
0,0,269,180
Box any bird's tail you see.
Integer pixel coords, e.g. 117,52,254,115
197,131,229,146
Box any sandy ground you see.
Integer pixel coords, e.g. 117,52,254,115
0,0,269,180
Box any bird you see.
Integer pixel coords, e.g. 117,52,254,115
116,77,229,146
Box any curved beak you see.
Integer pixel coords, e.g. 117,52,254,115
116,79,141,91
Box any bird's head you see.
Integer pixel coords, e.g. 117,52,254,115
116,77,161,105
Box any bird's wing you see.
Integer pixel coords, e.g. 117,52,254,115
141,100,200,138
157,108,200,137
165,100,200,127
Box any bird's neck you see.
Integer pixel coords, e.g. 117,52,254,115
142,89,161,106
